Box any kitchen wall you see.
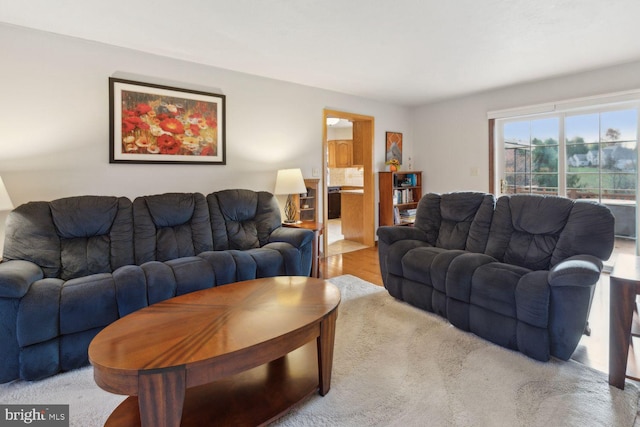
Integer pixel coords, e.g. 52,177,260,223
328,167,364,187
0,23,412,249
412,59,640,194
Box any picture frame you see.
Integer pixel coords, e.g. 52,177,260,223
109,77,226,164
385,131,403,165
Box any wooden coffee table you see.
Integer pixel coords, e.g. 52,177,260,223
89,276,340,427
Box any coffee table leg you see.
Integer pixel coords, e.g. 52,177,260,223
138,367,186,427
317,309,337,396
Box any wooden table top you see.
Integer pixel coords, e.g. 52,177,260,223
89,276,340,394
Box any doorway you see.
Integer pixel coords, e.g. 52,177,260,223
322,109,375,257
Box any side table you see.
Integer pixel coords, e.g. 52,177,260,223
283,221,323,278
609,253,640,389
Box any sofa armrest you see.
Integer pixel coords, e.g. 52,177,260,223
0,260,44,298
548,255,603,288
377,225,429,246
268,226,314,249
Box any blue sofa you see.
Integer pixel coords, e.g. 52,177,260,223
377,192,615,361
0,189,313,383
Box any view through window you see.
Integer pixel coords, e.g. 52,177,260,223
498,105,638,245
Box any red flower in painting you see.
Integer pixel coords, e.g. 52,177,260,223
137,122,150,130
206,117,217,128
122,120,135,133
125,116,142,125
135,103,152,115
157,134,180,155
159,118,184,134
189,124,200,136
200,146,214,156
122,109,137,117
157,113,169,121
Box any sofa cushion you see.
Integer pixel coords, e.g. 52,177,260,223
166,256,215,296
551,201,615,267
414,192,495,252
3,197,134,280
52,196,134,281
17,278,64,347
59,274,118,335
207,190,282,250
470,262,532,318
401,246,451,287
485,195,573,271
133,193,213,263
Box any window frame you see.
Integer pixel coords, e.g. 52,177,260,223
492,101,640,202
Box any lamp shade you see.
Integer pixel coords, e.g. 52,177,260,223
0,177,13,211
274,168,307,195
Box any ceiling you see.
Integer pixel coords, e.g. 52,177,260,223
3,0,640,106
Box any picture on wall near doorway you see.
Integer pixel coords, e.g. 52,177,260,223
109,77,226,164
385,131,403,165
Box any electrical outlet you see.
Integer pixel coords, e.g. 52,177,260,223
312,168,320,177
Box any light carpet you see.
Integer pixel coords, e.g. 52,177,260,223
0,274,638,426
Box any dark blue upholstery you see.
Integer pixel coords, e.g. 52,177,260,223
0,190,313,383
378,192,614,361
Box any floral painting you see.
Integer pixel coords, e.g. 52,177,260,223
109,78,225,164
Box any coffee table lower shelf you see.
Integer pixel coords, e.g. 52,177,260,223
104,341,318,427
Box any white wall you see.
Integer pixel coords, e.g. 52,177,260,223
327,126,353,140
412,60,640,194
0,24,411,247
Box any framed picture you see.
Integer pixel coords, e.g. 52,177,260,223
109,78,226,164
385,131,403,165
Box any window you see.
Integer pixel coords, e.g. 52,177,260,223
495,102,639,239
503,117,559,195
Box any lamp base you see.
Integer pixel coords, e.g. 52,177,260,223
284,194,298,223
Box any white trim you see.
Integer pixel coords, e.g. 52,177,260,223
488,89,640,119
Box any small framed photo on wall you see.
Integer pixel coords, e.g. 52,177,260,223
385,131,403,165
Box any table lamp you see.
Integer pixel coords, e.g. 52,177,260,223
0,177,14,211
274,168,307,223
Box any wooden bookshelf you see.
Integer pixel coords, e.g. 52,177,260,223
378,171,422,226
292,178,319,223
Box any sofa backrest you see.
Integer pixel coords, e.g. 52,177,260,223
414,192,496,252
485,194,614,270
2,196,134,280
207,189,282,250
133,192,213,264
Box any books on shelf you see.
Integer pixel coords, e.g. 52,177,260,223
393,206,400,224
399,208,416,223
392,188,415,205
393,207,417,224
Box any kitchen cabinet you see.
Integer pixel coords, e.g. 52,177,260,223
328,140,353,167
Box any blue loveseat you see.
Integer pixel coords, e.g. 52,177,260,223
377,192,614,361
0,189,313,383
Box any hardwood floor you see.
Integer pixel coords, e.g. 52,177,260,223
320,246,612,375
321,246,383,286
